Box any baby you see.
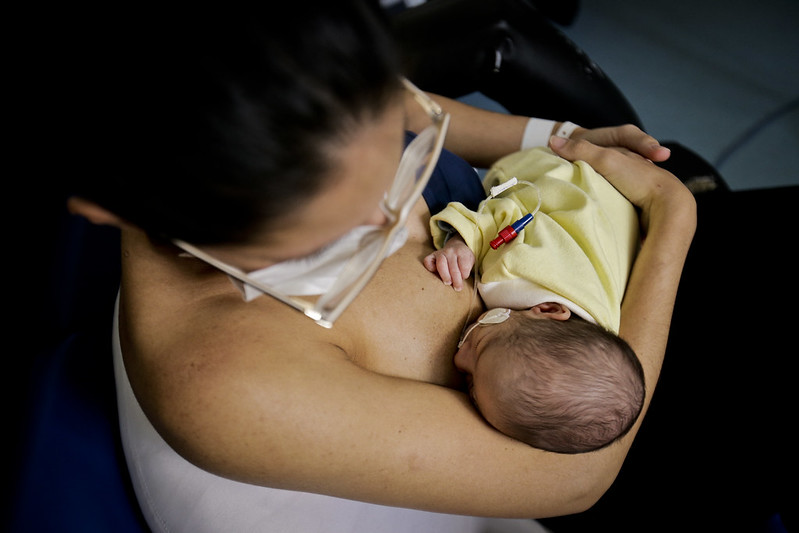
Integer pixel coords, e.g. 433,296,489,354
425,147,646,453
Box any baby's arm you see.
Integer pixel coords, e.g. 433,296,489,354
423,234,475,291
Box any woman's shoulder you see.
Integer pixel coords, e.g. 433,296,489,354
118,229,353,462
122,287,353,468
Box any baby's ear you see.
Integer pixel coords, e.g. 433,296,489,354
528,302,571,321
67,197,129,228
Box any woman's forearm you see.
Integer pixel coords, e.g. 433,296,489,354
547,134,697,416
405,91,530,167
406,91,673,166
619,188,696,406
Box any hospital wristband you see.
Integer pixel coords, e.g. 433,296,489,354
555,121,581,140
520,118,557,149
520,119,582,149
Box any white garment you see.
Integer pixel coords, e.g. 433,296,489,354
231,225,408,301
479,277,596,324
113,298,550,533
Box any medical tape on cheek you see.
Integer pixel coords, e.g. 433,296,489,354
479,307,511,324
457,308,512,348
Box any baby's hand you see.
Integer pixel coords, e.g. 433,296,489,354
423,236,475,291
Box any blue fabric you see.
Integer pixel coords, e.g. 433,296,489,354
13,207,143,533
409,131,485,214
12,332,147,533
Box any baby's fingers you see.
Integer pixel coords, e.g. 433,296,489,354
423,253,455,287
439,256,459,288
449,258,467,291
423,253,438,273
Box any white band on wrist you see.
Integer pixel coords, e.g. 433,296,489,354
521,118,557,150
555,121,581,139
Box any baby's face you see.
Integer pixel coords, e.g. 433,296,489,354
456,303,573,375
454,307,518,371
453,323,511,425
454,303,572,419
454,309,516,408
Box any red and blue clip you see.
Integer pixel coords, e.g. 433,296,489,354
490,213,534,249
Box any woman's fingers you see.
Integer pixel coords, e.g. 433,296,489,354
572,124,671,162
549,135,682,210
611,124,671,162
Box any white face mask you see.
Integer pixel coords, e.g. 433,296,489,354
229,224,409,301
457,307,512,348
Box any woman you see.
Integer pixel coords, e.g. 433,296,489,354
68,3,698,532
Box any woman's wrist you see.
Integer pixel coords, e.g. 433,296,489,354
641,182,697,240
521,118,556,149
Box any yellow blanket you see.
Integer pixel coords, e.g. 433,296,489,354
430,147,639,333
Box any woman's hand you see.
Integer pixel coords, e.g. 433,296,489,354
548,135,692,233
569,123,672,163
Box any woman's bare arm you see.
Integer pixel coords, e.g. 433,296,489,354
150,317,624,518
404,91,672,167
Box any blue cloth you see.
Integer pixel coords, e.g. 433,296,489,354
409,132,485,214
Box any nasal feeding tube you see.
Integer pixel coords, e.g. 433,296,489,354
458,179,541,344
484,178,541,250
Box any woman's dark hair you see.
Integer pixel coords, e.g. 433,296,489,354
71,2,401,244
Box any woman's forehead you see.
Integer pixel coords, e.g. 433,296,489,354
220,103,407,268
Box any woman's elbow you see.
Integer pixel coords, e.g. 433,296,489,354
534,463,620,518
